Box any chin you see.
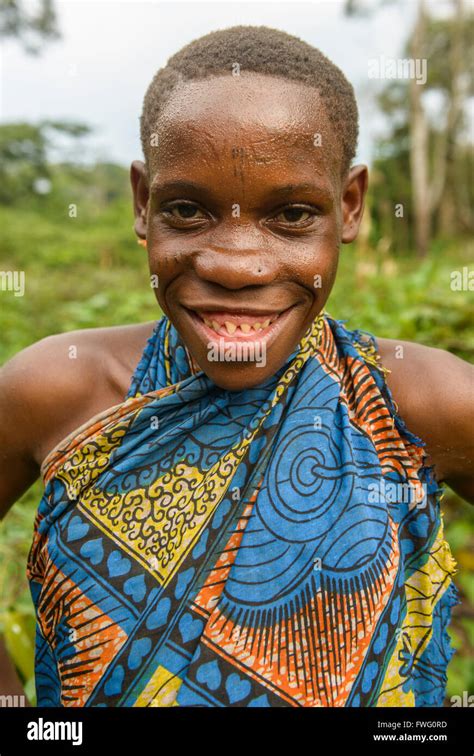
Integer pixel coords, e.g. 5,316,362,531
203,364,276,392
171,299,320,391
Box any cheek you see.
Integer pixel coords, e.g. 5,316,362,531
147,243,178,275
147,239,184,286
146,247,173,317
294,243,339,301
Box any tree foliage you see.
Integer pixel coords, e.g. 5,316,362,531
0,0,60,54
0,121,91,204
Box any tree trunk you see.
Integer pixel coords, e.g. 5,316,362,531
409,0,430,258
431,0,466,232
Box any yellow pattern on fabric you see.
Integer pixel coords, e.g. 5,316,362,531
163,319,172,384
78,451,248,586
133,665,183,707
55,420,131,500
375,516,458,706
55,316,325,586
353,336,390,378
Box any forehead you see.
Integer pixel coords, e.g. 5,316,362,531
149,73,342,187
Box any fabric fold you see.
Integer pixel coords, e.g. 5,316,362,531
27,312,460,707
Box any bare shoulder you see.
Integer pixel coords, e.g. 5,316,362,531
377,337,474,501
0,321,156,469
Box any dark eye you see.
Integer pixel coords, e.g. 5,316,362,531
272,206,314,224
163,202,206,221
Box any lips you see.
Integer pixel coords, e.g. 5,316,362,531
184,305,296,346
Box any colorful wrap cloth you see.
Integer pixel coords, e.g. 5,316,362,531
27,313,460,707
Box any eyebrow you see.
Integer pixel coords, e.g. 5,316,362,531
150,179,207,194
269,183,332,200
150,179,333,202
271,183,321,194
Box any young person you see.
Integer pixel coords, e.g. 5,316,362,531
0,26,472,707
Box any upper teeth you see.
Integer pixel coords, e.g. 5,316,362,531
203,317,273,334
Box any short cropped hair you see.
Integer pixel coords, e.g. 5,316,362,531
140,25,359,176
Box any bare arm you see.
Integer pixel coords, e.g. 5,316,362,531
0,636,31,705
0,366,40,520
0,339,88,705
0,358,41,700
378,338,474,504
0,325,151,700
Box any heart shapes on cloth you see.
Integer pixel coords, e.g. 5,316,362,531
66,515,90,542
225,673,251,703
196,659,221,691
123,574,147,603
79,538,104,566
104,664,125,697
145,598,171,630
107,551,132,578
178,613,204,644
127,637,152,671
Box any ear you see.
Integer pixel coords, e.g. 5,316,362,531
340,164,368,244
130,160,149,239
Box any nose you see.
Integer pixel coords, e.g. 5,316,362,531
191,228,278,290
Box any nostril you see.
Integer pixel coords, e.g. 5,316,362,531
193,250,275,289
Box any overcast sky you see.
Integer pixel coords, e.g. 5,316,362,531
1,0,448,167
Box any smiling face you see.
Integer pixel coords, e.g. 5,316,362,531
131,73,367,391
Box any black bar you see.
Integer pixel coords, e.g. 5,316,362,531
0,705,471,754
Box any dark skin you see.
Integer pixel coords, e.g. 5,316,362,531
0,73,472,697
135,75,353,392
